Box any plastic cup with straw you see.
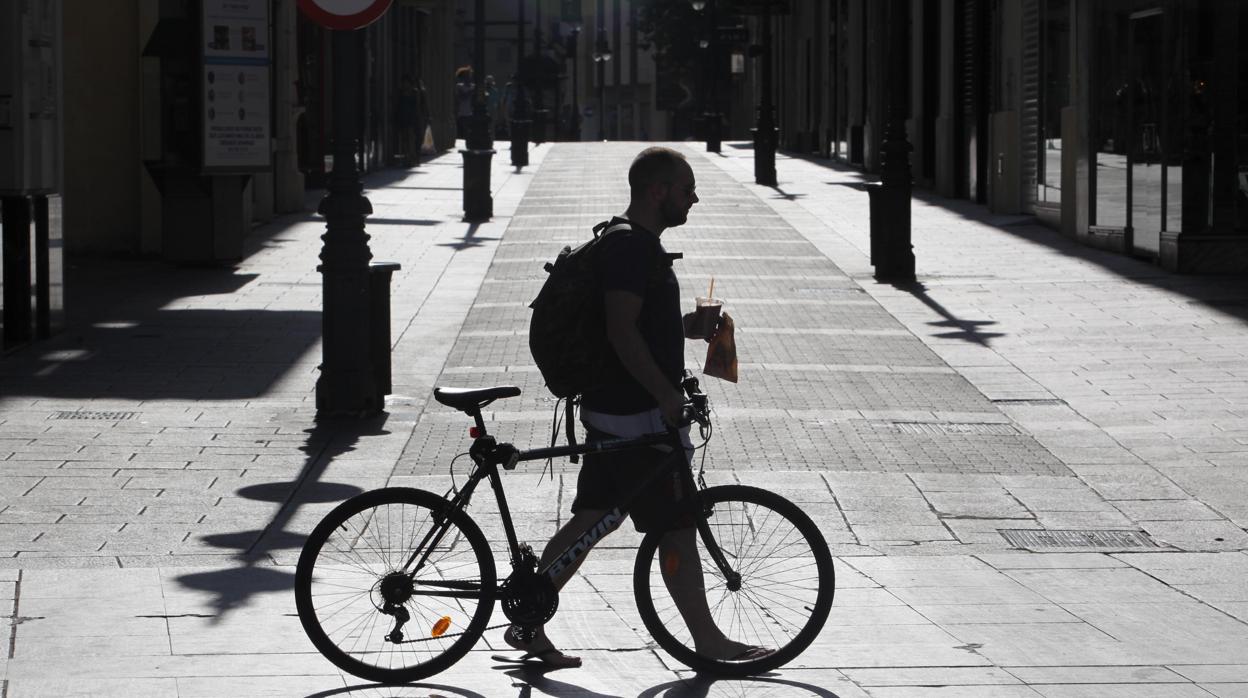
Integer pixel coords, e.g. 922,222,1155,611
694,276,722,339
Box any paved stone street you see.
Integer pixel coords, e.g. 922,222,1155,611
1,141,1247,696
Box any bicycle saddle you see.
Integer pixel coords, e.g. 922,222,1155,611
433,385,521,412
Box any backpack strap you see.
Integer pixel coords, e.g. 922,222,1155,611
593,219,634,239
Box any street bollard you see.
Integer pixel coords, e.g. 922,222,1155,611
368,262,401,398
867,183,881,267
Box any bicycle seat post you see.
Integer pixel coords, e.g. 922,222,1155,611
469,408,487,438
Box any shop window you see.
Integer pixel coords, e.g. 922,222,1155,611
1238,4,1248,231
1091,6,1128,229
1039,0,1069,205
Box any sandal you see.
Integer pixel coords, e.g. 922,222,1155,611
501,625,583,669
728,645,775,662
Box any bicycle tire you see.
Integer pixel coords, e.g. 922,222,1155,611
295,487,496,683
633,485,834,676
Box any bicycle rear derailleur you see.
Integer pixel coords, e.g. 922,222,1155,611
375,571,414,644
500,544,559,632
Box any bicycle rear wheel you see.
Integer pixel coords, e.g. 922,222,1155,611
295,487,496,683
633,485,834,676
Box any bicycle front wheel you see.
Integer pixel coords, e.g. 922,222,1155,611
295,487,496,683
633,485,834,676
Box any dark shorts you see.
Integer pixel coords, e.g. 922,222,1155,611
570,425,694,533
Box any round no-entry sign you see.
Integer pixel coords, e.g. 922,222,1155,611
297,0,393,30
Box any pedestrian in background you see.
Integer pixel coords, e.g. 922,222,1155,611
396,75,428,167
455,66,474,141
485,75,502,139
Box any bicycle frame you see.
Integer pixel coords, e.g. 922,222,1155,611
399,423,739,594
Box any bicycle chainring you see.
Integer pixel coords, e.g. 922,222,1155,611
499,569,559,627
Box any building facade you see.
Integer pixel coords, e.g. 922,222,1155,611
55,0,456,259
764,0,1248,273
452,0,672,142
1,0,458,351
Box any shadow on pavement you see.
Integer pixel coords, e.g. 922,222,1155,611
497,664,843,698
439,222,499,251
887,281,1005,346
2,210,322,400
638,674,843,698
175,414,387,618
501,664,618,698
777,150,1248,320
305,683,488,698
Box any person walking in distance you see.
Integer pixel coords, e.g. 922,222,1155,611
395,75,427,167
503,146,773,668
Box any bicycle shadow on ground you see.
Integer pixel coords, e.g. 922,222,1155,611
499,664,842,698
304,683,488,698
638,674,843,698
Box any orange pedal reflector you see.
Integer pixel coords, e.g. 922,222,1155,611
431,616,452,637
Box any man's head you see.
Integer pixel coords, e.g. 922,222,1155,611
628,147,699,230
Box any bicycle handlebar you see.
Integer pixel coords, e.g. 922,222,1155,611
677,370,710,430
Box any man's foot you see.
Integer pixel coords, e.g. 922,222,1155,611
697,637,775,662
502,625,582,669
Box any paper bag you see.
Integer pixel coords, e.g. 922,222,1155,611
703,313,738,383
421,124,436,155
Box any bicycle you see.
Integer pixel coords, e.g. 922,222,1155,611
295,371,835,683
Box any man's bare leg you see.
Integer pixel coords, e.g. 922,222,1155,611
658,527,765,659
503,508,618,663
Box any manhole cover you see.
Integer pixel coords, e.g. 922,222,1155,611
999,529,1158,549
884,422,1019,436
50,411,139,421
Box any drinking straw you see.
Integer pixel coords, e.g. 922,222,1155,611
707,276,715,300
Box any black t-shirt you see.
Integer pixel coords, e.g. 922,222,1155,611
581,219,684,415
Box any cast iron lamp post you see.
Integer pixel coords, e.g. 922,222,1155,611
317,28,378,414
462,0,494,221
566,25,582,140
869,0,915,282
510,0,531,168
691,0,721,152
752,0,776,185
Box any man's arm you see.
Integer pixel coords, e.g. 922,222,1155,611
604,290,685,424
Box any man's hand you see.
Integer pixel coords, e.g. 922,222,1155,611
659,386,685,427
683,312,719,343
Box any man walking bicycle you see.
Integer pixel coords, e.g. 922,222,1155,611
503,147,773,668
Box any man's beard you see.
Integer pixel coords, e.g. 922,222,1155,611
660,198,688,228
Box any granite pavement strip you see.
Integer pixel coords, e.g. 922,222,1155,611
0,141,1243,696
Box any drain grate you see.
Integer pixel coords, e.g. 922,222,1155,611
50,411,139,421
999,529,1158,550
992,398,1067,406
884,422,1019,436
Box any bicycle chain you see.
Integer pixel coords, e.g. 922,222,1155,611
389,621,512,645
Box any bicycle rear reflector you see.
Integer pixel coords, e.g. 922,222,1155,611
469,426,482,438
431,616,452,637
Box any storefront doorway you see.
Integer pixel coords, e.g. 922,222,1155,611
1127,7,1166,257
